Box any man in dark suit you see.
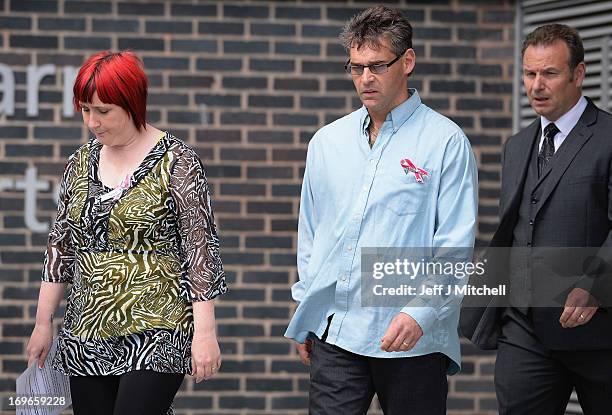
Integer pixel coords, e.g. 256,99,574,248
461,24,612,414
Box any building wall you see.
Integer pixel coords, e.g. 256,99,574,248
0,0,515,413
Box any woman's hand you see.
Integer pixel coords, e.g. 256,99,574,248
27,282,67,368
26,323,54,368
191,333,221,383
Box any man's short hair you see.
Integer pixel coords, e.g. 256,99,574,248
521,24,584,72
339,5,412,55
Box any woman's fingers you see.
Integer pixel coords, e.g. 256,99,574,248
193,357,221,382
37,346,49,368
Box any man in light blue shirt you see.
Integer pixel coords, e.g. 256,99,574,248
285,5,478,415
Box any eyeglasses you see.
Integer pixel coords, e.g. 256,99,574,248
344,51,406,76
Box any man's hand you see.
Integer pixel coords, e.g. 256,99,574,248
296,339,313,365
559,287,599,328
381,312,423,352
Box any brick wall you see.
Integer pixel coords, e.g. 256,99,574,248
0,0,515,413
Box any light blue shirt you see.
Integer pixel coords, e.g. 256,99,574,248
284,90,478,374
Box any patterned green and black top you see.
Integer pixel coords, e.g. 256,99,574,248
43,132,227,376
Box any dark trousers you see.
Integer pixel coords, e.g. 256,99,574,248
69,370,184,415
495,308,612,415
309,336,448,415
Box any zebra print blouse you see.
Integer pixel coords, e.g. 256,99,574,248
42,132,227,376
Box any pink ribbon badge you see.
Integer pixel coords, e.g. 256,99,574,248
118,173,131,191
400,159,429,183
99,173,132,202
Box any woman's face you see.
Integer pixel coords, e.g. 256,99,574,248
80,91,137,146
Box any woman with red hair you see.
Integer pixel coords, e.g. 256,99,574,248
26,50,227,415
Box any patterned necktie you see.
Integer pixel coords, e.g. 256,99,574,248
537,123,559,176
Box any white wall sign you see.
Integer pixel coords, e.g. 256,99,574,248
0,167,60,233
0,64,78,117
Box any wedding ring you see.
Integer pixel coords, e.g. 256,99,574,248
402,341,409,346
579,314,585,319
212,366,217,371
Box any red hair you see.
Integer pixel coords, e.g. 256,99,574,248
73,50,148,130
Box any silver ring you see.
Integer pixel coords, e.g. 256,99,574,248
401,341,409,346
579,314,585,319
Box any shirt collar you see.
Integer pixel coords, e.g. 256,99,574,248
360,88,422,135
540,95,587,136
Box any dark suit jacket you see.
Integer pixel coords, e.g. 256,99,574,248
461,98,612,350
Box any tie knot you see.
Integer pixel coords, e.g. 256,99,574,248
544,123,559,138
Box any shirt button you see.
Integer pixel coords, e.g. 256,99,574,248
529,220,534,225
531,199,538,204
347,245,353,251
370,159,375,164
362,186,368,191
341,275,347,281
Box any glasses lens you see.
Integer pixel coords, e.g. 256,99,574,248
350,66,364,75
370,64,388,74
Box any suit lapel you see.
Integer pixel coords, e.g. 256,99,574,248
499,121,539,220
490,121,539,247
532,102,598,218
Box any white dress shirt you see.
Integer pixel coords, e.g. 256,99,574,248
539,96,588,152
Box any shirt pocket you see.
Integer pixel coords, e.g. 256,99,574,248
375,166,433,215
